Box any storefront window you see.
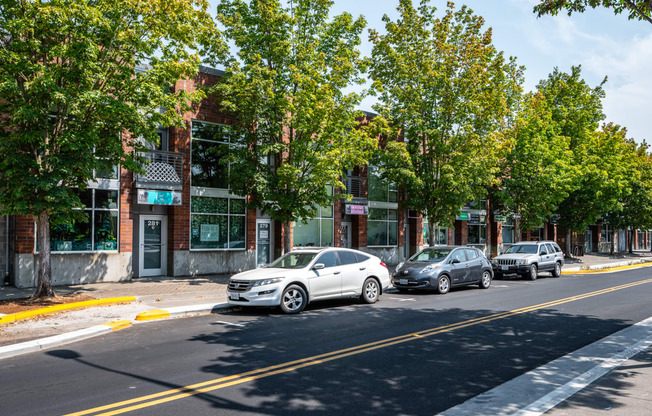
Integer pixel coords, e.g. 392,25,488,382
601,224,613,243
467,223,486,245
190,196,246,249
293,205,334,247
368,165,397,202
502,219,514,244
191,121,233,189
637,230,646,250
50,189,119,252
423,219,448,245
368,208,398,246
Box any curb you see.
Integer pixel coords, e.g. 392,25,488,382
0,320,132,360
562,260,652,275
0,296,137,326
0,303,230,361
135,303,230,321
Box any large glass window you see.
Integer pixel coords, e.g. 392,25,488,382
601,224,613,243
467,223,487,245
368,165,397,202
368,208,398,246
502,219,515,244
51,189,119,252
423,219,448,246
191,196,246,250
637,230,646,250
191,121,234,189
293,205,334,247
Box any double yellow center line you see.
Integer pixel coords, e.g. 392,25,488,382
65,278,652,416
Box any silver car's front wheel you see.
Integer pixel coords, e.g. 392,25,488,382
280,285,307,314
437,275,450,294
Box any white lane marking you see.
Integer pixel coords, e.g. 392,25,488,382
388,297,417,302
216,320,246,327
437,316,652,416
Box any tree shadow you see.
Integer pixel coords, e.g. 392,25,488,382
187,303,637,415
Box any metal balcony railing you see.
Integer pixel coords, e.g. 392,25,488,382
134,150,183,190
344,176,367,202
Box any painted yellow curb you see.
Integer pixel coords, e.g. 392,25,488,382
102,320,133,331
562,261,652,275
0,296,137,326
135,309,171,321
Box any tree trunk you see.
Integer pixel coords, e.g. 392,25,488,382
566,231,571,258
33,211,56,299
610,234,615,256
428,221,435,247
282,221,292,255
515,215,521,243
629,229,634,254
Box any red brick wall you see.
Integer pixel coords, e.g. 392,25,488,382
119,162,134,252
15,215,34,254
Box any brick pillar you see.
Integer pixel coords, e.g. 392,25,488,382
14,215,35,254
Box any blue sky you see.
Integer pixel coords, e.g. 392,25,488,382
331,0,651,144
210,0,651,144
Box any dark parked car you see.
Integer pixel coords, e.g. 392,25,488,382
392,246,493,294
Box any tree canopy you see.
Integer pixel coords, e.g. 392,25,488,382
534,0,652,24
368,0,523,241
0,0,223,297
215,0,375,252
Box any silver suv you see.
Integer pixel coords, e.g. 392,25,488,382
491,241,564,280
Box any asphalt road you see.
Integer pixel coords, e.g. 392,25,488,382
1,269,652,416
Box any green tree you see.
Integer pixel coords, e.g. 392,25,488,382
496,92,576,241
0,0,223,297
534,1,652,24
215,0,375,254
368,0,523,243
603,132,652,253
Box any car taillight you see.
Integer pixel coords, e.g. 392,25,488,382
380,261,387,269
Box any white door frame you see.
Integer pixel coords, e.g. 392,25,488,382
256,219,273,268
139,215,167,277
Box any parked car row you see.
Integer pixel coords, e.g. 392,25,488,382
226,241,564,314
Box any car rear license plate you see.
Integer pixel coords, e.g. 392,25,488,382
501,266,509,271
229,292,240,300
400,279,408,285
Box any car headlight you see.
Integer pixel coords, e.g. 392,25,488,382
420,264,440,274
395,262,404,273
516,259,531,265
253,277,284,287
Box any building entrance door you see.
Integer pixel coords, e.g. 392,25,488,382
341,222,352,248
256,220,272,268
139,215,167,277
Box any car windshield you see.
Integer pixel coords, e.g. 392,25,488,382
267,252,317,269
505,245,538,254
410,248,452,262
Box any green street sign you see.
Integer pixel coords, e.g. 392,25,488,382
495,215,506,222
457,212,469,221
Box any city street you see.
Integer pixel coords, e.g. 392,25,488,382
1,268,652,416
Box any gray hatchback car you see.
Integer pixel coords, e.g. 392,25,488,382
392,246,493,294
491,240,565,280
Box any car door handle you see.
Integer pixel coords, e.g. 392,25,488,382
334,271,341,275
359,267,366,271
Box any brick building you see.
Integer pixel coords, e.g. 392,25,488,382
5,67,649,288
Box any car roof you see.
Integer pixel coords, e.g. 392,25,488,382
513,241,557,245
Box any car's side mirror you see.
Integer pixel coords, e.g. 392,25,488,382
451,258,460,264
312,263,325,270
